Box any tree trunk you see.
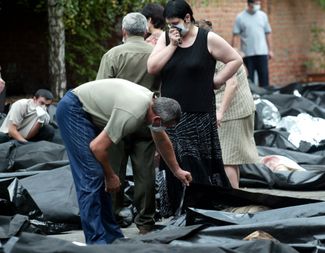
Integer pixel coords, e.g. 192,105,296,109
48,0,66,98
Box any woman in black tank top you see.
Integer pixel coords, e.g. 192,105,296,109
147,0,243,215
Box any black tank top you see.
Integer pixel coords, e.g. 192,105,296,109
161,28,216,112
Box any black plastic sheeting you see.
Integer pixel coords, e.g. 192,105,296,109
240,163,325,190
183,183,320,212
255,129,325,153
0,166,81,239
300,83,325,107
254,129,298,151
0,176,323,252
239,145,325,190
182,184,325,252
0,140,68,172
1,166,79,222
20,166,79,223
256,146,325,165
0,82,325,252
263,93,325,118
134,184,325,253
0,215,41,241
2,231,300,253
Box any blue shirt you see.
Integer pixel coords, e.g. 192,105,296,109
233,9,272,57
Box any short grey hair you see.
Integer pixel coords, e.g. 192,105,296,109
152,97,182,123
122,12,147,36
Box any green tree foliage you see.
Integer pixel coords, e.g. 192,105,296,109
18,0,166,87
63,0,167,86
305,23,325,73
318,0,325,8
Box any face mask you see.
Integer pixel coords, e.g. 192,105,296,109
35,101,47,110
172,22,189,37
253,4,261,12
148,124,166,133
148,119,166,132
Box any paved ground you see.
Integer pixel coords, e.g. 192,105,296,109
49,224,148,244
48,218,171,244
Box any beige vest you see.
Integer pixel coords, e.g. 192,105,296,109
215,63,255,121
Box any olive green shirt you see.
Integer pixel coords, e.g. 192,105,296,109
73,79,154,143
96,36,160,92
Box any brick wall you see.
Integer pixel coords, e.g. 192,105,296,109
192,0,325,87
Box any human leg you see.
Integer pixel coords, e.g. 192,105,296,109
108,140,130,226
56,91,123,244
217,115,259,189
224,165,239,189
29,124,55,142
256,55,269,87
130,128,156,233
243,56,256,85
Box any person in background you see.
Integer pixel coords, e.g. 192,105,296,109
141,3,166,46
141,2,167,215
147,0,242,214
0,89,54,143
231,0,273,87
96,12,160,234
215,63,261,189
196,19,260,188
56,78,192,244
0,66,6,113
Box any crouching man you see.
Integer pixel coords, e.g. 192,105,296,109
0,89,54,143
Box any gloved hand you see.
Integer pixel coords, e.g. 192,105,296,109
36,106,50,125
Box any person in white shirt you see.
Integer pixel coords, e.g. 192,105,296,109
0,89,54,143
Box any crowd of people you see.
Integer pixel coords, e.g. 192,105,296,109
0,0,272,245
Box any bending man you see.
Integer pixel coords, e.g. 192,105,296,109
56,78,192,245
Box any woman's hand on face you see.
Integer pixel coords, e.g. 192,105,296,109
169,28,181,46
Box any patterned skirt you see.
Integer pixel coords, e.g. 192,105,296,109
218,113,260,164
159,111,231,214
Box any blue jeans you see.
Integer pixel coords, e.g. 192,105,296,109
56,91,123,244
243,55,269,87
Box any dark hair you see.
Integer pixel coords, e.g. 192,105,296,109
247,0,255,4
141,3,165,29
195,19,212,31
34,89,54,100
163,0,195,23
